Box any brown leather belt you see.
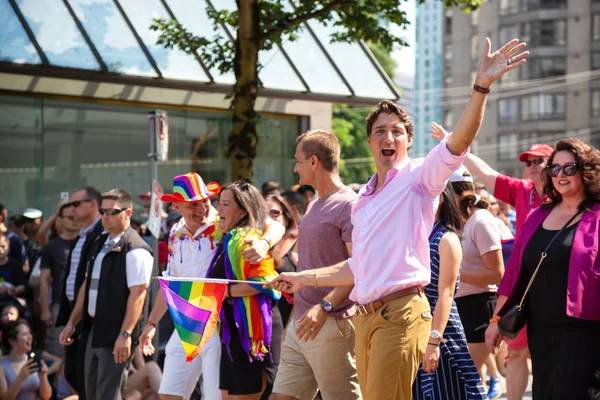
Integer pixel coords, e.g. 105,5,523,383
356,286,423,316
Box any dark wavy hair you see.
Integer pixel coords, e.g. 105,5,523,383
459,191,490,221
265,194,299,240
439,184,463,235
1,320,30,354
220,181,267,233
542,138,600,210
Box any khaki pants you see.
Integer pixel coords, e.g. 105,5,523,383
353,291,431,400
272,316,362,400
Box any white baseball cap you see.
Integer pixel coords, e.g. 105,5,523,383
23,208,43,219
449,166,474,183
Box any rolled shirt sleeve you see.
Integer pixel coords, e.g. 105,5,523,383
416,137,470,198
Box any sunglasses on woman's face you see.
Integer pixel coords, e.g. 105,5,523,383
546,162,579,178
525,158,545,167
268,209,282,218
99,208,127,216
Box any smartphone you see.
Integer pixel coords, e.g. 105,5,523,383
60,192,70,204
27,351,41,372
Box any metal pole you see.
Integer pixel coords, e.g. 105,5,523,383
147,111,160,361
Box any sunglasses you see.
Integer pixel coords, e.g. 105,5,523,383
99,208,127,216
546,162,579,178
525,158,546,167
68,199,92,208
268,209,282,218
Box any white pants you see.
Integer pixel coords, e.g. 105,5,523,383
158,329,221,399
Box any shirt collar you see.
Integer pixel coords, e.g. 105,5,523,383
361,158,411,197
103,231,125,250
79,217,101,238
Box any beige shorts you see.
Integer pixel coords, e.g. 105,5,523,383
272,316,361,400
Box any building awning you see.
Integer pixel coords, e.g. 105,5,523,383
0,0,399,104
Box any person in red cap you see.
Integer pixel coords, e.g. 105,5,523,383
138,172,284,400
430,123,553,400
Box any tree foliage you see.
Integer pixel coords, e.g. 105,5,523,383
151,0,483,181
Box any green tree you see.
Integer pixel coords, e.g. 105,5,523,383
152,0,483,181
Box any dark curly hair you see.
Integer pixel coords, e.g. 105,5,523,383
1,320,30,354
365,100,414,139
542,138,600,210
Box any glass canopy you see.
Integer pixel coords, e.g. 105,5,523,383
0,0,398,101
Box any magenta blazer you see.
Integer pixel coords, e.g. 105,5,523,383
497,204,600,321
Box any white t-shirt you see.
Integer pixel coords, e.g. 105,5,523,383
163,207,220,279
87,233,153,317
456,208,502,298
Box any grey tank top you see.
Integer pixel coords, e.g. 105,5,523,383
0,357,39,400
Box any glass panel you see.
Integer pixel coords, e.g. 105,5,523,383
68,0,156,76
306,19,396,98
272,11,349,97
592,91,600,117
15,0,99,69
594,14,600,41
0,96,42,214
118,0,209,81
0,0,41,64
166,0,234,84
259,47,306,91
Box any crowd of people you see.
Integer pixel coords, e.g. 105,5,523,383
0,37,598,400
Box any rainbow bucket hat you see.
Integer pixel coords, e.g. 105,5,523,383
161,173,221,203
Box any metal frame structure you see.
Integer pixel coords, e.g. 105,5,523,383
1,0,400,102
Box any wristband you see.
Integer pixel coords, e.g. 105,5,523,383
227,284,233,298
427,342,440,347
490,316,500,323
473,84,490,94
147,320,157,328
262,237,273,249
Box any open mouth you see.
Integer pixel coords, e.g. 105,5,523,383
557,179,570,186
381,148,396,157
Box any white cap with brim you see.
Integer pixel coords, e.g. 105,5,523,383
23,208,43,219
449,166,474,183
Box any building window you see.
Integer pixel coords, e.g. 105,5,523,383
499,133,518,161
499,98,519,124
540,19,566,46
500,25,519,46
592,53,600,70
500,0,519,16
592,90,600,117
524,57,566,79
471,35,479,61
445,15,452,35
594,14,600,41
471,10,479,27
520,93,566,121
522,0,567,11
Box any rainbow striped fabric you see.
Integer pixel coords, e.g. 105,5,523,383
158,277,227,362
161,172,220,203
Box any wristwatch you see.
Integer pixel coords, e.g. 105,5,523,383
320,300,333,313
429,330,447,343
120,330,131,339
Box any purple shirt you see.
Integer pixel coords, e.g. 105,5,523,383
498,204,600,321
294,186,357,319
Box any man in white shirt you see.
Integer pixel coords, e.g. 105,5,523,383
59,189,153,400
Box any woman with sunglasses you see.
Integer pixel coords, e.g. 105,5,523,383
208,181,282,400
264,195,299,328
486,138,600,398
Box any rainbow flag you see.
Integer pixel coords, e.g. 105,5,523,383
158,277,227,362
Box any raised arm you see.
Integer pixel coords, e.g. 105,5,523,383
447,38,528,156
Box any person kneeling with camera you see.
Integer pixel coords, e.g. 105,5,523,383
0,320,52,400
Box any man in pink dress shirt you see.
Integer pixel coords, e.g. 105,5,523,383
267,38,528,399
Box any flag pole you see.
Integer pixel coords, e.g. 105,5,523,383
154,276,274,285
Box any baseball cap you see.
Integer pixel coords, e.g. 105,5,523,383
23,208,43,219
449,166,474,183
518,144,554,162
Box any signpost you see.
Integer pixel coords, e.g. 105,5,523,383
147,110,168,360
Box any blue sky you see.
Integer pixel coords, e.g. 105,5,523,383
391,1,416,78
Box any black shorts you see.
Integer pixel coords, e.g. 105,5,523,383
455,292,497,344
219,300,282,395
